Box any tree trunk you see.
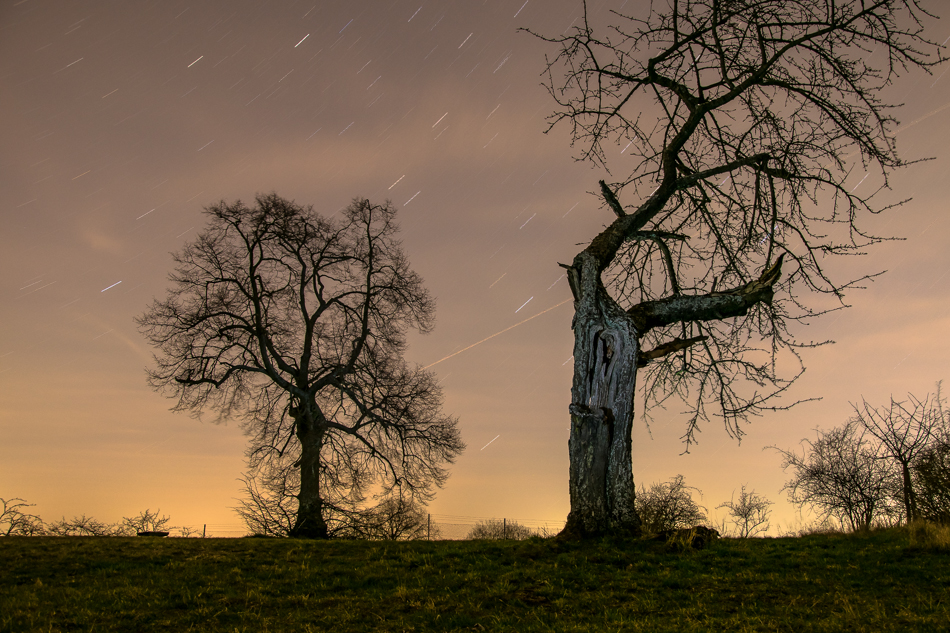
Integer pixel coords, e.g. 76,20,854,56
901,461,919,523
291,409,329,538
561,253,642,538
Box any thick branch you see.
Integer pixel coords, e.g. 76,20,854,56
629,253,784,332
637,335,708,367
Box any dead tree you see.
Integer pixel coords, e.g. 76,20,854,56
527,0,944,537
138,194,464,538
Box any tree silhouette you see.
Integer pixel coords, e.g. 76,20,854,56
776,420,898,531
852,388,947,521
138,194,464,538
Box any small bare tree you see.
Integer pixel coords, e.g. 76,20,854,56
775,420,899,531
527,0,945,538
717,486,773,537
122,509,174,534
138,194,464,538
0,498,45,536
636,475,708,534
852,387,948,522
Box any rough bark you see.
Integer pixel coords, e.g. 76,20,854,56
562,252,642,538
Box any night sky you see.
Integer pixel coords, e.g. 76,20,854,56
3,0,950,536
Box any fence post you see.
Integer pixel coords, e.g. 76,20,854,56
427,514,430,541
202,524,206,538
504,518,507,540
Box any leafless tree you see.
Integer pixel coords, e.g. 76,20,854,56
121,509,174,534
138,194,464,538
0,498,45,536
636,474,708,534
46,515,122,537
176,525,202,538
717,485,773,537
526,0,944,537
852,387,948,521
465,518,534,541
357,495,432,540
775,419,899,531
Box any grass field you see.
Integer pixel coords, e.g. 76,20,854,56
2,526,948,632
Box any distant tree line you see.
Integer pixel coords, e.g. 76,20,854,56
0,502,187,537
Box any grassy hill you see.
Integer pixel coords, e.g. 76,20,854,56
1,525,948,632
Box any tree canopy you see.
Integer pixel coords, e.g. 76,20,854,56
138,194,464,537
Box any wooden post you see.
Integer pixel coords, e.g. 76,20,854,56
202,524,206,538
427,514,431,541
504,518,507,540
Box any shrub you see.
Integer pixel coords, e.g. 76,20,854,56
906,519,950,551
637,475,707,534
466,518,533,540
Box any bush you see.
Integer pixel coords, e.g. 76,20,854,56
914,442,950,524
466,518,533,540
353,497,434,541
906,519,950,551
637,475,707,534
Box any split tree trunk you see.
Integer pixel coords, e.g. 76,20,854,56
562,252,642,538
291,409,329,538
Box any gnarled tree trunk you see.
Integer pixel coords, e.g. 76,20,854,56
562,252,642,538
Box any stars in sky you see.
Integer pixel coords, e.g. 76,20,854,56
3,0,950,533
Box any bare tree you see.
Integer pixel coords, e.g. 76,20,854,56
0,498,45,536
717,485,773,537
636,474,708,534
138,194,464,538
121,509,174,535
526,0,944,537
357,495,432,540
852,387,947,521
775,420,899,531
465,518,534,541
177,526,202,538
46,515,122,537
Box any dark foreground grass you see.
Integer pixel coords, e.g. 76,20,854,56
2,528,948,632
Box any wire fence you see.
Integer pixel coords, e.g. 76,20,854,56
182,514,566,540
425,514,565,540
